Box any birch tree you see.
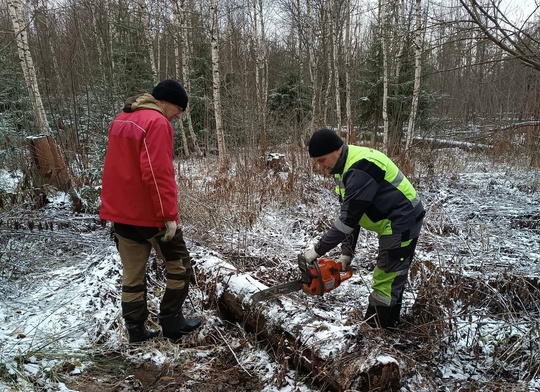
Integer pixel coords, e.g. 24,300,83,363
331,0,342,134
306,0,318,132
380,0,390,153
8,0,69,191
210,0,227,164
173,0,203,158
253,0,268,149
322,2,333,127
8,0,49,136
172,0,190,158
405,0,423,152
344,0,353,143
179,0,203,157
138,0,158,83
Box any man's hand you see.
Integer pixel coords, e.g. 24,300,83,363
161,221,177,242
303,248,319,264
337,255,352,271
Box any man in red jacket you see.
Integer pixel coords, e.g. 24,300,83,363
100,79,201,343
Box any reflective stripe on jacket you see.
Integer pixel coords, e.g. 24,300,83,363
334,145,422,236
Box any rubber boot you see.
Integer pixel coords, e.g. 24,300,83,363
126,323,159,344
364,304,400,329
159,313,202,341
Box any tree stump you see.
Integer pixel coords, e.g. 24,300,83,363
27,134,70,192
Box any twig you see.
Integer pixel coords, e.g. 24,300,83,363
213,326,252,377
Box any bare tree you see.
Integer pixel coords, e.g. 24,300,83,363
8,0,49,136
138,0,158,82
344,0,353,144
173,0,203,156
171,0,191,158
253,0,268,150
322,2,333,127
380,0,389,153
306,0,318,133
459,0,540,72
210,0,227,164
405,0,424,153
331,0,342,133
8,0,69,191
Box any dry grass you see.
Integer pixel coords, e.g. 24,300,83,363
175,145,325,240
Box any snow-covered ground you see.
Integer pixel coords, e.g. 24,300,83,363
0,149,539,391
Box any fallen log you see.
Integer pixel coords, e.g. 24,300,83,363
195,256,402,392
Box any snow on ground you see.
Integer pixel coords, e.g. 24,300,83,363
0,149,539,391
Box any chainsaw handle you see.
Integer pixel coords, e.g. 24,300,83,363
312,257,325,296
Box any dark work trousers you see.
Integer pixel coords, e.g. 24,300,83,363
365,217,423,328
113,222,192,325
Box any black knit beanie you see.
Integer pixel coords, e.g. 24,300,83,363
152,79,188,110
308,128,344,157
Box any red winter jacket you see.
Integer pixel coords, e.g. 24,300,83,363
99,94,178,228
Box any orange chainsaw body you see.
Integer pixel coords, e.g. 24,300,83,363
302,257,353,296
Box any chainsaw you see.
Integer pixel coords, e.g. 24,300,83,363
251,255,353,302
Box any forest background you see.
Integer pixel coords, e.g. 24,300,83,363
0,0,539,391
1,0,539,187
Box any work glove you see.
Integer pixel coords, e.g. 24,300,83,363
303,248,319,264
338,255,353,272
161,220,177,242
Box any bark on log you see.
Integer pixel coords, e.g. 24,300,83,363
196,256,402,392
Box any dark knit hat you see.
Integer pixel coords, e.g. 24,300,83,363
152,79,188,110
308,128,344,157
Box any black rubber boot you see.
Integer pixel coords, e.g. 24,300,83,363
126,323,159,344
364,304,400,329
159,313,202,341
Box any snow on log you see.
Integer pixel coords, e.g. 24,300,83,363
196,256,401,392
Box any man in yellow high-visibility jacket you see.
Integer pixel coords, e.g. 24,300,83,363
304,128,425,329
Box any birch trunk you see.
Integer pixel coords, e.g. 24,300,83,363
307,0,318,134
380,0,389,154
179,0,203,157
210,0,227,165
253,0,263,148
138,0,158,83
323,3,333,127
394,0,406,81
344,0,353,144
172,0,189,158
331,2,342,134
91,4,104,72
253,0,268,150
405,0,423,152
101,0,116,102
8,0,50,136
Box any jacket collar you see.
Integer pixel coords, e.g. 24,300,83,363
123,93,165,115
330,144,348,175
